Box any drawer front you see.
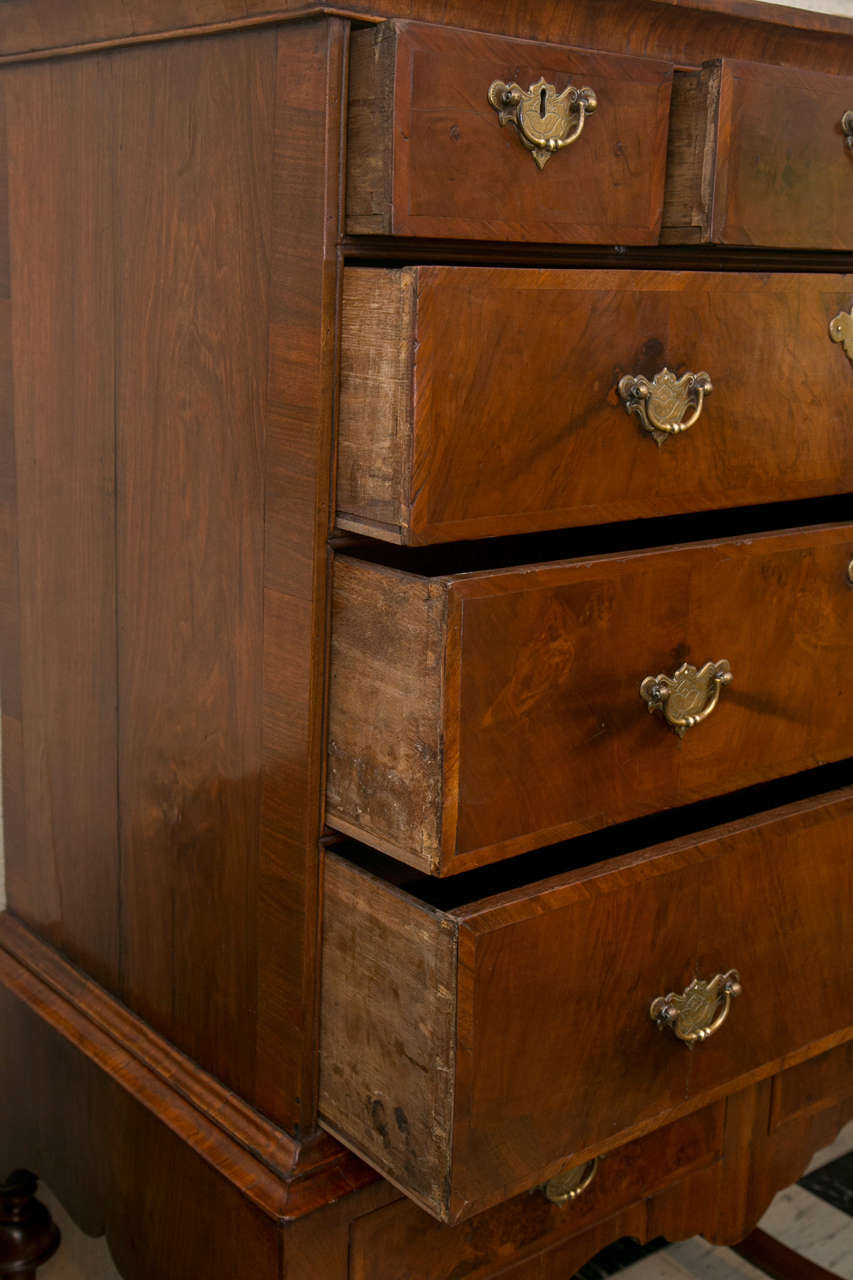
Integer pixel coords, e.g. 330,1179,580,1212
346,22,672,244
326,525,853,875
337,268,853,545
663,59,853,249
770,1042,853,1133
320,790,853,1222
347,1106,723,1277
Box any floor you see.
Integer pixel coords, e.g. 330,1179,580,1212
35,1121,853,1279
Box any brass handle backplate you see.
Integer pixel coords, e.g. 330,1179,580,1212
842,110,853,151
830,304,853,364
543,1158,598,1205
618,368,712,445
488,78,597,169
640,659,732,737
651,971,742,1046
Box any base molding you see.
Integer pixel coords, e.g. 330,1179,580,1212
0,913,375,1223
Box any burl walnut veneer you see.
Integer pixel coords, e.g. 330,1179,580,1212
0,2,851,1278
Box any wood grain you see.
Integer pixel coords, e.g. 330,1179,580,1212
346,1106,722,1275
0,914,378,1224
664,58,853,248
661,63,723,244
257,16,348,1133
336,269,415,540
320,853,457,1213
320,789,853,1220
115,27,272,1106
709,1070,853,1245
338,267,853,544
4,0,853,79
770,1042,853,1132
0,14,350,1136
1,55,120,988
329,526,853,873
0,949,282,1280
326,557,447,871
346,21,673,244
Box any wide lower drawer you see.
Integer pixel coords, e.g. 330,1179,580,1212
337,268,853,545
320,788,853,1222
346,21,672,244
347,1105,724,1274
325,524,853,875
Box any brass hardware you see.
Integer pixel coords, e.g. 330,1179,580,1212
618,368,712,445
848,556,853,586
651,971,742,1046
543,1158,599,1205
830,305,853,364
487,78,597,169
640,659,732,737
842,110,853,151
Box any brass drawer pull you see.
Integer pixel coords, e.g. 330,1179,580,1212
488,78,597,169
651,971,742,1046
830,304,853,364
543,1158,598,1205
618,368,712,444
640,659,732,737
842,110,853,150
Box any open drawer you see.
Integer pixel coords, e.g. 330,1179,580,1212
326,524,853,875
319,788,853,1222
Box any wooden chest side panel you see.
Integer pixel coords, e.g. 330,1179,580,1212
326,558,447,872
320,851,457,1217
114,29,275,1105
1,57,120,987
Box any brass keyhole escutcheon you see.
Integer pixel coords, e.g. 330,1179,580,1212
488,77,598,169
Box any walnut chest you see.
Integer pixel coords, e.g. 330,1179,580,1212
0,2,850,1278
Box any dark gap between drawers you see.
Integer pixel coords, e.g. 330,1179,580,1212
330,494,853,576
341,236,853,274
324,758,853,910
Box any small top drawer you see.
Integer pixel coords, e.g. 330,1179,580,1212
663,58,853,249
346,21,673,244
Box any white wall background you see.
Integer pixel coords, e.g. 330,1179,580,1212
754,0,852,12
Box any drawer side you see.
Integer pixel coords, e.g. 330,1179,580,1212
326,558,447,871
319,851,458,1217
337,268,414,542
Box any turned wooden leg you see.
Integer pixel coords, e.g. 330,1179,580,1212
0,1170,60,1277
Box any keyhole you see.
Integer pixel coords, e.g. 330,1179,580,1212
539,87,547,118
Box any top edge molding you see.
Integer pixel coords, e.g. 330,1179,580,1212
0,0,852,67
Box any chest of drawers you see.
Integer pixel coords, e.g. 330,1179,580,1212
0,2,851,1278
